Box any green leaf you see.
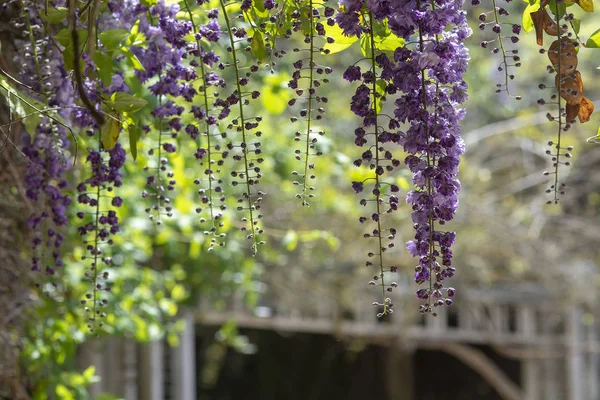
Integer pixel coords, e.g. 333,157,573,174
82,366,96,381
548,0,567,16
252,0,270,18
360,35,372,58
109,92,148,113
586,28,600,48
55,384,74,400
171,284,186,301
128,122,139,161
261,86,290,115
121,47,145,71
522,3,541,33
374,34,405,52
99,29,130,51
41,7,68,23
372,19,391,38
92,52,115,86
571,19,581,35
250,31,267,63
101,117,121,150
322,24,358,54
54,29,88,70
576,0,594,12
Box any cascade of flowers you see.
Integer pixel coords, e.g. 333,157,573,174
184,0,228,249
338,0,470,314
15,0,74,279
390,0,470,314
220,0,266,256
530,2,594,203
339,1,403,316
474,0,522,99
288,0,333,206
133,2,195,225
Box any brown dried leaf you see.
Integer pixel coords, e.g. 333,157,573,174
548,38,578,75
542,8,567,36
566,103,580,122
531,9,546,46
578,97,594,123
556,70,583,105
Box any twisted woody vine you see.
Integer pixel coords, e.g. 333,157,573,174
1,0,599,332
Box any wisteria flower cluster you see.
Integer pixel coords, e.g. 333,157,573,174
130,2,196,225
339,1,404,316
474,0,523,99
288,0,334,206
16,3,74,278
219,0,266,255
390,0,470,314
340,0,470,314
184,0,228,249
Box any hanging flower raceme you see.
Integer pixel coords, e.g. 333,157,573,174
533,4,594,203
15,1,74,277
132,2,196,225
63,50,130,334
474,0,522,99
288,0,333,206
76,143,126,334
338,1,404,316
387,0,471,314
183,0,228,250
219,0,266,256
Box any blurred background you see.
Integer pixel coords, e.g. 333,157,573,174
2,1,600,399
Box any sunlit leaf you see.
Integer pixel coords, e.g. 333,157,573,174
121,47,145,71
576,0,594,12
109,92,148,113
522,2,540,33
101,116,122,150
322,23,358,54
250,30,267,62
586,28,600,48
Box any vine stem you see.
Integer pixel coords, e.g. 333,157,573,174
552,2,563,203
220,0,259,255
491,0,516,98
417,0,435,313
156,92,163,224
90,161,101,334
301,0,315,206
368,12,387,315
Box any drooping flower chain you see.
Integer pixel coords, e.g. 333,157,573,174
134,4,194,225
76,143,126,334
184,0,228,249
474,0,522,99
388,0,470,314
16,1,73,277
288,0,333,206
339,1,403,316
220,0,265,256
536,5,585,203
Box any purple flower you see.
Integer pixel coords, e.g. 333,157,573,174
352,181,364,193
343,65,362,82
